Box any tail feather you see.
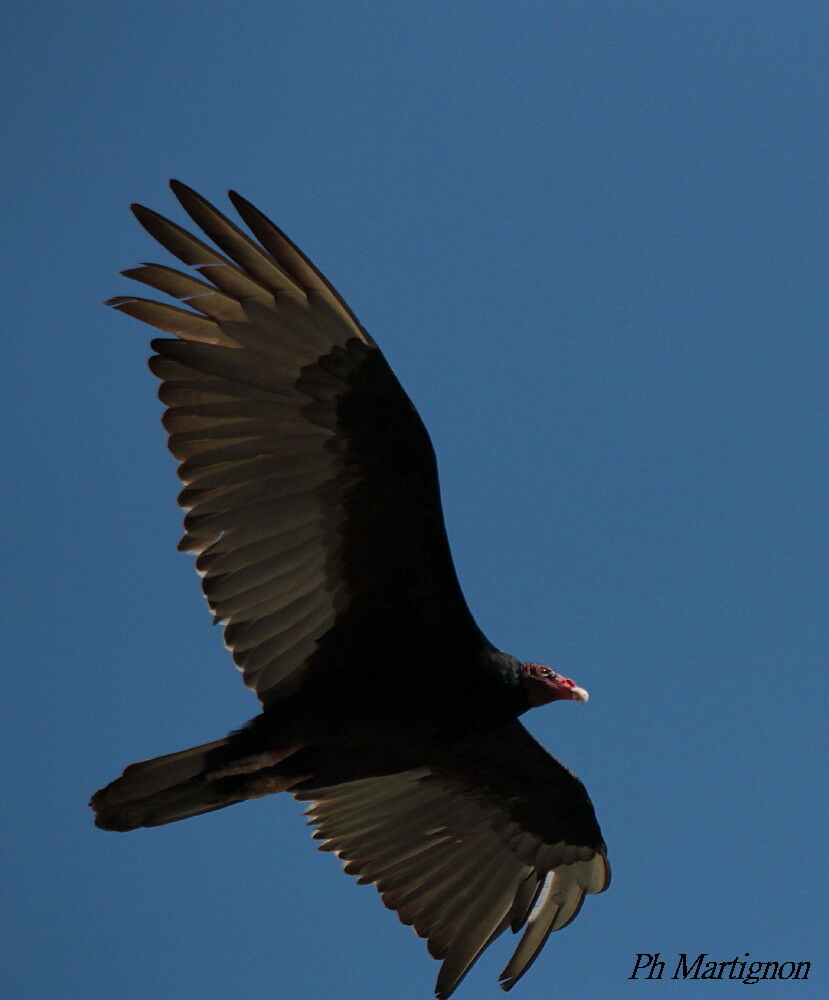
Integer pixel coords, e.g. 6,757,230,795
92,779,236,831
90,730,310,832
91,738,234,831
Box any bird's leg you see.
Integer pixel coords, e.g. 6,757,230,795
205,742,305,779
243,769,314,798
209,745,314,799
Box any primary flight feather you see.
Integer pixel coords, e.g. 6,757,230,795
91,181,609,997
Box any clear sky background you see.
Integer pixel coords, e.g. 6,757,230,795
3,3,826,998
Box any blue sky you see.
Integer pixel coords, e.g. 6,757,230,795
3,2,826,998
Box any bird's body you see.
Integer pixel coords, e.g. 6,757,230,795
91,182,609,997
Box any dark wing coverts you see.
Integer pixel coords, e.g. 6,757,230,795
299,721,609,997
110,181,482,706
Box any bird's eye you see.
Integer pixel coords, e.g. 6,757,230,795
538,667,552,678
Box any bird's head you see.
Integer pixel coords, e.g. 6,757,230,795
520,662,589,708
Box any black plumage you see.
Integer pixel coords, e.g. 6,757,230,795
91,181,609,997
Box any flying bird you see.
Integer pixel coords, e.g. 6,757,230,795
91,181,610,997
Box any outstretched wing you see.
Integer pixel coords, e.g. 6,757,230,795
110,181,488,707
297,721,609,998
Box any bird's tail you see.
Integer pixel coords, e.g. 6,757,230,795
90,738,234,830
90,733,308,832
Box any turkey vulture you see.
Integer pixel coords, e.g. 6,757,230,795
91,181,610,997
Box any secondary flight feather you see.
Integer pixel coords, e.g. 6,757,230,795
91,181,610,997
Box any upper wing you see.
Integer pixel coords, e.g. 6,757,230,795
296,721,609,998
110,181,487,706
